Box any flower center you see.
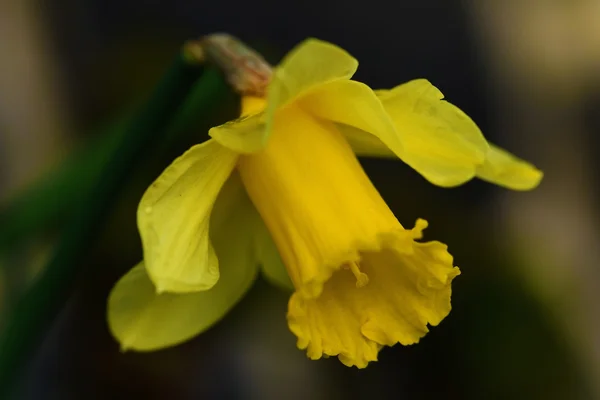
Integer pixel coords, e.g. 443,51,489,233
236,97,460,368
237,104,403,298
345,261,369,288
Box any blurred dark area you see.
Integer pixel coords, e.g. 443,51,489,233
1,0,599,399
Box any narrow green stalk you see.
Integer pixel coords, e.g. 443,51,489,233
0,54,228,397
0,119,128,254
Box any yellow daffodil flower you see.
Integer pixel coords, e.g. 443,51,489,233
107,38,542,367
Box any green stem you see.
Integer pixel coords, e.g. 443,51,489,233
0,54,227,397
0,120,127,253
0,68,229,254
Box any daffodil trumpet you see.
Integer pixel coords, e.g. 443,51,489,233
108,37,542,367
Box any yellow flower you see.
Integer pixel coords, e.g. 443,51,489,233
107,39,542,367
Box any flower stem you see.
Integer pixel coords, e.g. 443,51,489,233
0,34,267,256
0,52,228,397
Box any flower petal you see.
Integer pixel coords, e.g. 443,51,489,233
335,124,395,158
109,173,261,350
107,261,255,352
287,221,460,368
476,143,543,190
380,79,490,186
319,79,490,187
138,139,237,293
211,39,358,153
209,111,267,154
209,97,268,154
267,38,358,113
221,170,293,290
298,79,402,156
238,105,402,299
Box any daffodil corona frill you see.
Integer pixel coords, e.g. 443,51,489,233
108,38,543,367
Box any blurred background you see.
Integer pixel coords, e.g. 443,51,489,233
1,0,599,398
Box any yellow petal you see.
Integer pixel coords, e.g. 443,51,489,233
240,96,267,115
107,260,255,352
222,170,293,290
288,220,460,368
267,38,358,115
380,79,490,186
336,124,394,158
108,173,261,351
238,105,402,299
208,96,269,154
298,79,402,155
476,143,543,190
210,39,358,153
209,111,267,154
325,79,489,187
236,103,459,366
138,139,237,293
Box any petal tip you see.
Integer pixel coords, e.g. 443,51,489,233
413,218,429,235
476,144,544,191
119,342,132,353
521,168,544,191
299,37,357,66
147,271,220,294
